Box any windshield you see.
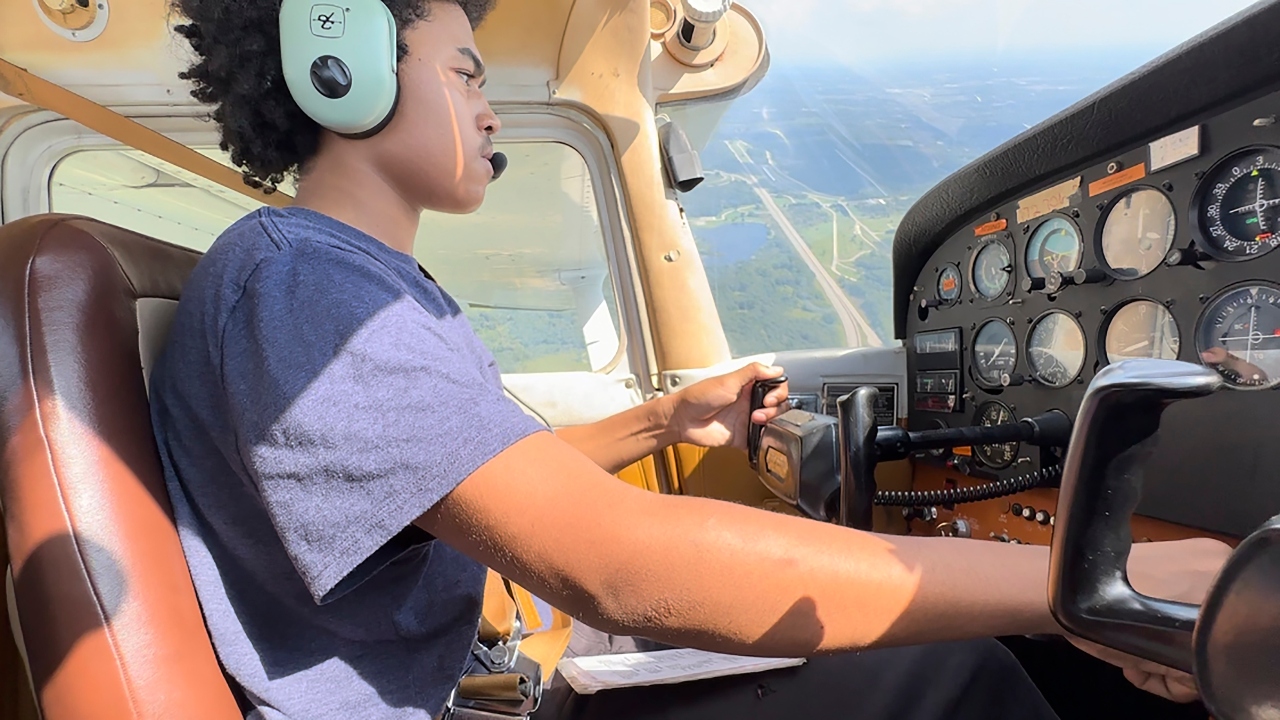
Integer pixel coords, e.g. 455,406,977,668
674,0,1260,356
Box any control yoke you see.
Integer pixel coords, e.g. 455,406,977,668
834,387,1071,530
1048,359,1223,673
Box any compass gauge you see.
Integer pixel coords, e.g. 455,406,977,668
1193,147,1280,261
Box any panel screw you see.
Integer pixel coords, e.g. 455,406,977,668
990,212,1000,222
1096,202,1106,211
670,376,681,387
1022,225,1031,234
1074,310,1083,318
1071,208,1081,219
1195,170,1205,180
1100,306,1109,314
1165,298,1176,308
663,250,681,262
1198,294,1208,304
1107,161,1122,174
1162,181,1175,192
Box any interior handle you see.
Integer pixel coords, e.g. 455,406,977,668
1048,358,1224,672
837,386,879,530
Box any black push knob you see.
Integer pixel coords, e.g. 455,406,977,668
1164,247,1209,267
1070,268,1108,285
1001,372,1027,388
1036,510,1052,525
1021,506,1036,520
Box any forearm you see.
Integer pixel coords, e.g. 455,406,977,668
554,396,679,474
586,492,1058,656
426,434,1058,662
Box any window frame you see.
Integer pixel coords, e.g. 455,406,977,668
0,106,655,385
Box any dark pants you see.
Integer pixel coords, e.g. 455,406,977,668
534,629,1059,720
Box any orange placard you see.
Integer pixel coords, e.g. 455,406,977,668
1089,164,1147,197
974,218,1008,235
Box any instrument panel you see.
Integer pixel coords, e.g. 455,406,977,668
905,86,1280,539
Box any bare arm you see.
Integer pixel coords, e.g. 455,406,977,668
418,431,1058,657
553,397,678,475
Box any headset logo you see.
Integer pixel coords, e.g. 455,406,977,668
310,4,345,38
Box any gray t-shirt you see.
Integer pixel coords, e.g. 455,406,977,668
149,206,545,719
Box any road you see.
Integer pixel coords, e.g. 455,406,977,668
724,139,883,347
752,187,884,347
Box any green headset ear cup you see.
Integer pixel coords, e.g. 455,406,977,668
279,0,399,136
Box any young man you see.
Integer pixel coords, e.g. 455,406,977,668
154,1,1230,718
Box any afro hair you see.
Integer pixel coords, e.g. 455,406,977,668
172,0,495,190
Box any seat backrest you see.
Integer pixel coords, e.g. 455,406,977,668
0,214,242,720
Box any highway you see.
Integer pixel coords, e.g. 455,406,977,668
725,140,883,347
752,187,884,347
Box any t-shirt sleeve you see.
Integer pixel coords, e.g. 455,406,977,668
219,242,545,604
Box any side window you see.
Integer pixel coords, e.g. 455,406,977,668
414,142,623,374
47,141,624,375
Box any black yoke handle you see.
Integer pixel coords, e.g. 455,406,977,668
837,386,879,530
1048,359,1224,673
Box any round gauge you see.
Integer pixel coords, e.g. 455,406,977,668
1196,284,1280,389
972,319,1017,386
971,240,1012,299
1027,311,1087,388
1193,147,1280,261
973,400,1018,470
937,264,962,302
1104,300,1181,363
1101,188,1177,279
1026,216,1083,280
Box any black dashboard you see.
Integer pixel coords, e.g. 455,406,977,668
896,0,1280,538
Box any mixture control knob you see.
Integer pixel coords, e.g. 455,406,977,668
1036,510,1052,525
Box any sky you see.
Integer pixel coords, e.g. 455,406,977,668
741,0,1263,69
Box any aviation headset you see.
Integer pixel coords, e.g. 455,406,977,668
278,0,507,177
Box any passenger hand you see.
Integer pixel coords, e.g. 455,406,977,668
1068,537,1233,703
669,363,788,450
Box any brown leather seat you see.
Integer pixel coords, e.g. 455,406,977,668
0,214,242,719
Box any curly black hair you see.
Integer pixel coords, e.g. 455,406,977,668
172,0,495,190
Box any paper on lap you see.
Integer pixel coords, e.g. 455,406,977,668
556,648,806,695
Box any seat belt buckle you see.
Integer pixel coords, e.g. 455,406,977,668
472,614,523,672
443,652,544,720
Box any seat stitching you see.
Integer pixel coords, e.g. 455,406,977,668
22,218,143,718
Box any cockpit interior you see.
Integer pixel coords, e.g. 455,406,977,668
0,0,1278,719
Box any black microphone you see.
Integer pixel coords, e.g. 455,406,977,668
489,151,508,182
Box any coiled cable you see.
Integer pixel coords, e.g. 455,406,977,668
873,464,1062,507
